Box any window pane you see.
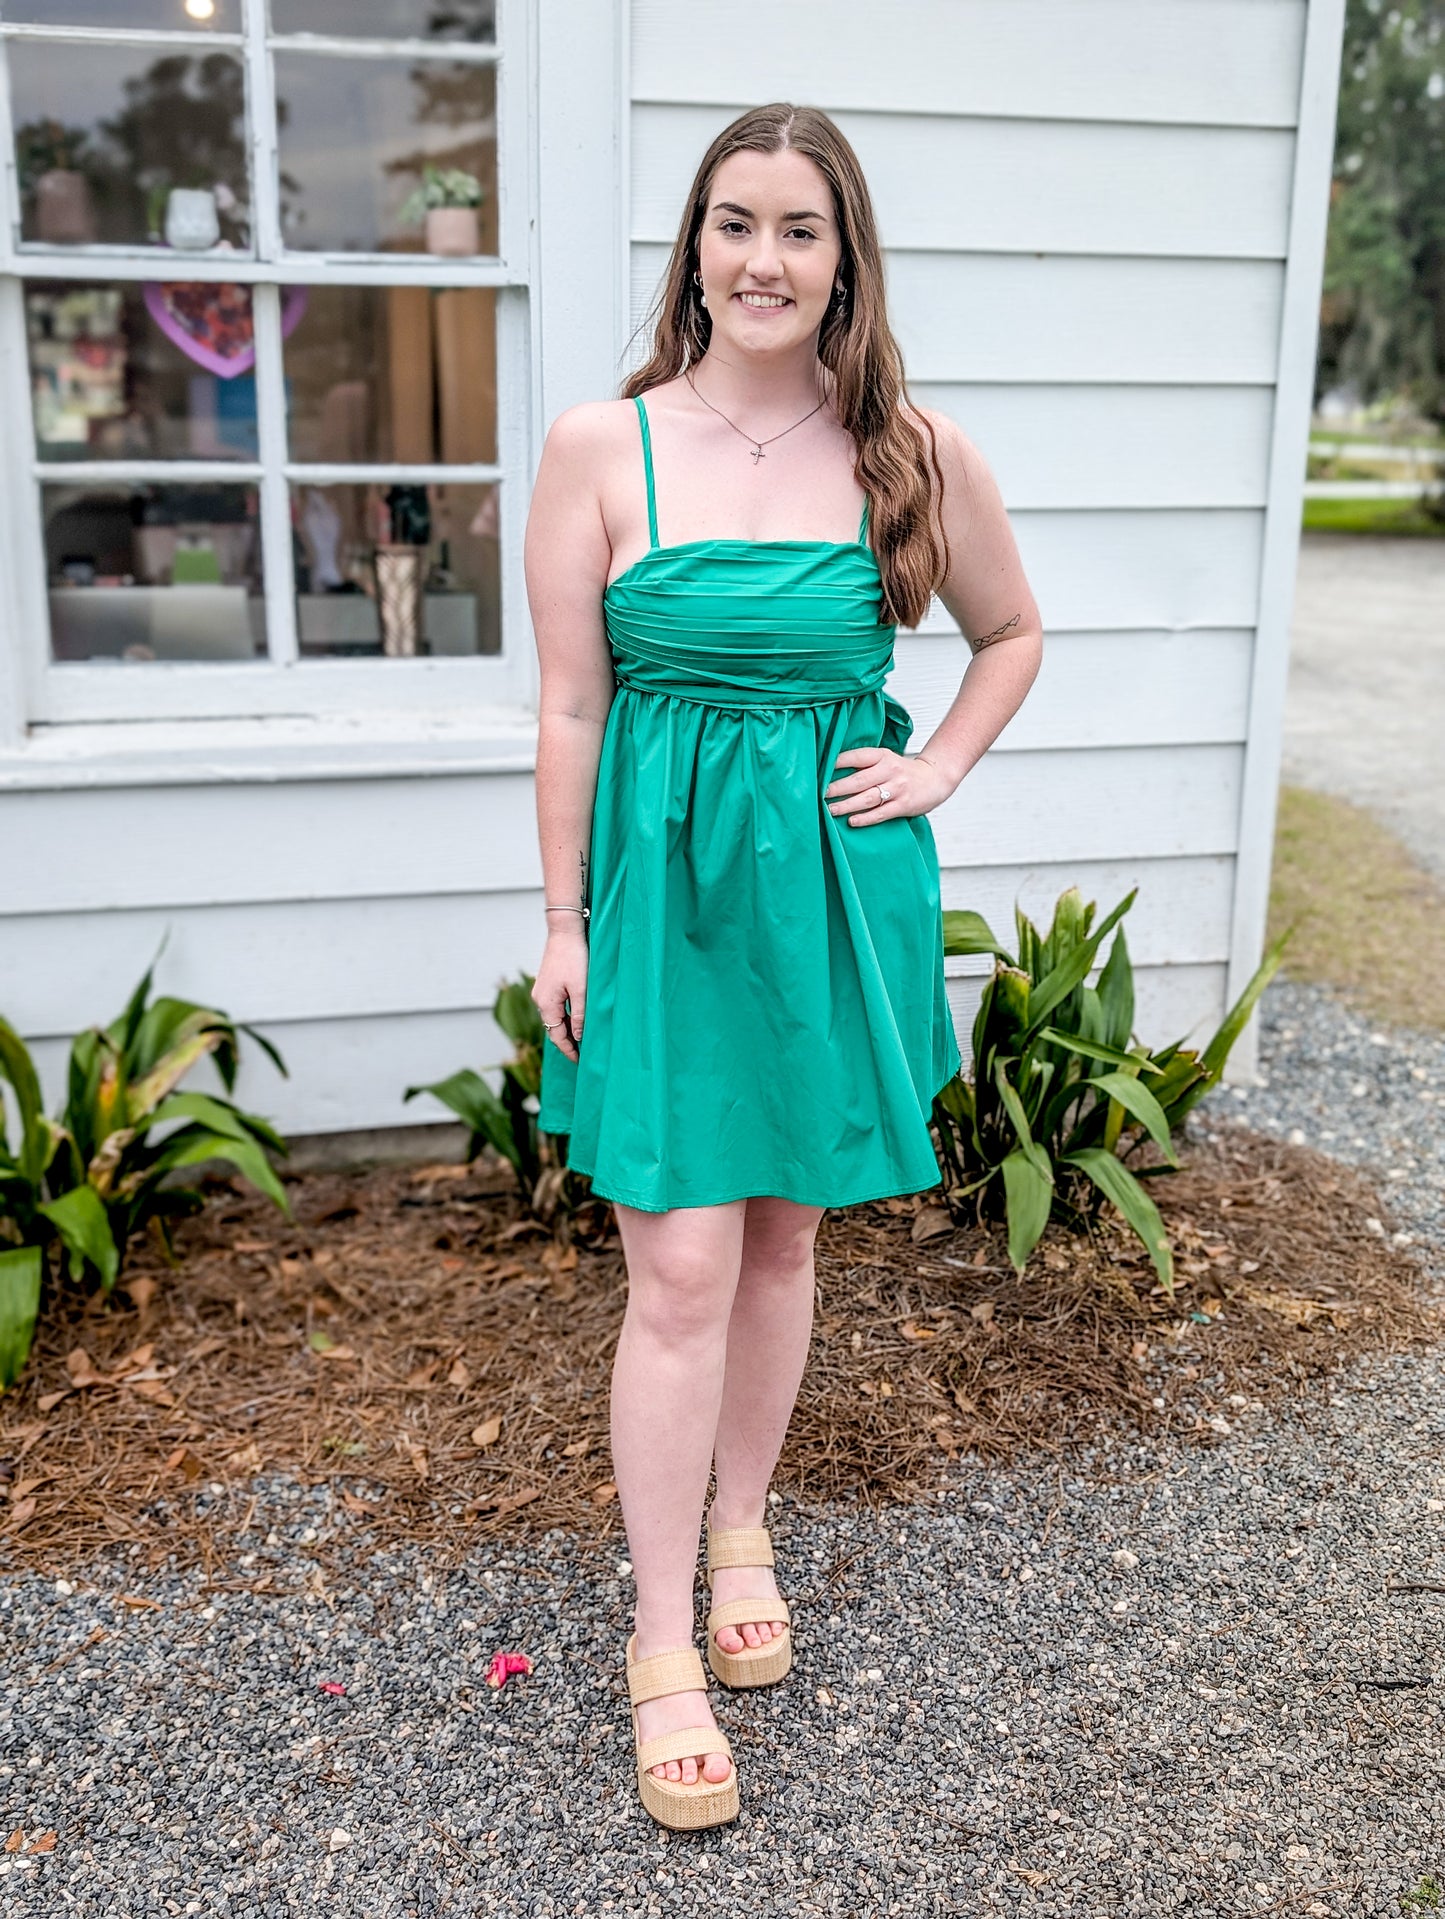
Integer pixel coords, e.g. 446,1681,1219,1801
27,280,259,462
11,42,250,251
273,55,496,255
291,481,499,657
271,1,494,39
4,1,237,25
286,286,496,466
43,480,264,663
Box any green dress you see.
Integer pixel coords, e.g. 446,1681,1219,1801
536,392,961,1211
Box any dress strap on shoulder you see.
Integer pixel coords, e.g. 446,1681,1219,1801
633,394,660,550
857,494,870,543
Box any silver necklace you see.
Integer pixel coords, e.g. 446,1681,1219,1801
684,369,827,465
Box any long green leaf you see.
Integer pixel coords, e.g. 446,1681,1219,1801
0,1017,49,1186
142,1128,291,1215
1063,1148,1175,1294
37,1184,120,1290
1096,925,1135,1055
1200,926,1292,1081
992,1058,1051,1182
1088,1070,1179,1166
942,909,1012,962
0,1245,43,1391
1001,1148,1053,1272
1035,1029,1163,1073
146,1091,288,1157
1029,889,1137,1030
404,1069,520,1171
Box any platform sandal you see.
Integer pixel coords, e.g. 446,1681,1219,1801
704,1514,793,1689
625,1635,739,1830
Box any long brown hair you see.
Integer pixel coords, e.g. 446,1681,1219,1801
621,102,950,630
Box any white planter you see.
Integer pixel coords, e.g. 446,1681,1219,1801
425,205,480,256
165,187,220,251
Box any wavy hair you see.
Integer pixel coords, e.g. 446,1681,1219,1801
621,102,950,630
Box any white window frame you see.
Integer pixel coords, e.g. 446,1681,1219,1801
0,0,624,749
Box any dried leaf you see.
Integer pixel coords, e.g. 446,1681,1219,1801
35,1391,70,1414
560,1439,590,1459
65,1348,103,1385
225,1441,263,1475
471,1415,503,1450
315,1345,356,1362
405,1361,439,1390
590,1480,617,1506
117,1594,163,1612
898,1318,936,1342
969,1300,996,1325
910,1206,952,1244
446,1358,471,1390
410,1163,472,1184
27,1832,56,1854
340,1492,377,1517
128,1379,178,1407
119,1343,156,1372
5,1498,37,1531
3,1829,24,1853
123,1276,157,1310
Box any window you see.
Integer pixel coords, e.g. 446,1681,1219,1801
0,0,538,726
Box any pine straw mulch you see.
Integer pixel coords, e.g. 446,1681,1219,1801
0,1123,1440,1580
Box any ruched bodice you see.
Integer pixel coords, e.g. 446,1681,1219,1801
604,538,896,709
535,392,960,1212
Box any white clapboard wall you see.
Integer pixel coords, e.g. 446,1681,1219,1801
2,0,1341,1141
631,0,1341,1075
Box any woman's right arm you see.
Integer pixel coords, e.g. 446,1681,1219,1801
524,403,618,1062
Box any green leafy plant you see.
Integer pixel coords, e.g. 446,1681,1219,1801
932,886,1290,1291
0,950,290,1389
404,973,580,1217
399,165,484,222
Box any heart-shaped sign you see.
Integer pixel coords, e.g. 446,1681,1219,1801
142,282,308,378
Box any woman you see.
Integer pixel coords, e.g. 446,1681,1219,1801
526,103,1041,1830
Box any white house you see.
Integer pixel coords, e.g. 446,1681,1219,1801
0,0,1343,1143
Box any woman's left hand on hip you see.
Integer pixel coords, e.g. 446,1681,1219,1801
824,747,955,824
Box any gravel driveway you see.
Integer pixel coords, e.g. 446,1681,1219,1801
3,982,1443,1919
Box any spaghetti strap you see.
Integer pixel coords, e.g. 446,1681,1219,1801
857,494,870,543
633,394,660,550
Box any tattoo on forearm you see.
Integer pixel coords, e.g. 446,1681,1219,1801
578,851,589,903
968,612,1021,654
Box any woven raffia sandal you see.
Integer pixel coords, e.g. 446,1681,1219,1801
704,1514,793,1689
625,1634,739,1831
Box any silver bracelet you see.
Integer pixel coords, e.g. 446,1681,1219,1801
544,904,590,919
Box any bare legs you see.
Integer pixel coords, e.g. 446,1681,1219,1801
709,1198,822,1653
610,1192,824,1785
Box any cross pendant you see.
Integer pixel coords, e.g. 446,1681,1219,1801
750,444,765,463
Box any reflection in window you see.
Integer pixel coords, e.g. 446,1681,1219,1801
291,482,499,657
26,281,264,462
11,44,249,251
286,286,497,466
5,2,236,24
273,56,495,255
271,1,494,41
44,481,265,663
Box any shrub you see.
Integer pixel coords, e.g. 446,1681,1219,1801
0,952,290,1388
933,886,1289,1290
404,973,582,1217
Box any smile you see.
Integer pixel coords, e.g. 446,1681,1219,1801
734,292,792,309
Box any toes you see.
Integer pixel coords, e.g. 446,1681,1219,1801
703,1752,733,1784
741,1623,762,1648
680,1757,699,1785
716,1625,744,1653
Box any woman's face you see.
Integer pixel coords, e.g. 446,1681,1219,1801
694,149,844,354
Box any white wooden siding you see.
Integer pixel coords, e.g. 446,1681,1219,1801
1,0,1339,1139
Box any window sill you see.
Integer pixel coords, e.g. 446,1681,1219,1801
0,706,541,790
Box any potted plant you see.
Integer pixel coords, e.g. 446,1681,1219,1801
400,165,484,256
16,119,97,246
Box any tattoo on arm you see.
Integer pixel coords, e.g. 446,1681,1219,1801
578,851,589,904
968,612,1021,655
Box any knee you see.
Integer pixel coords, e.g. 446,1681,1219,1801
625,1247,734,1348
739,1203,822,1282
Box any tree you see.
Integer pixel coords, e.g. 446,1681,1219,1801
1317,0,1445,424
